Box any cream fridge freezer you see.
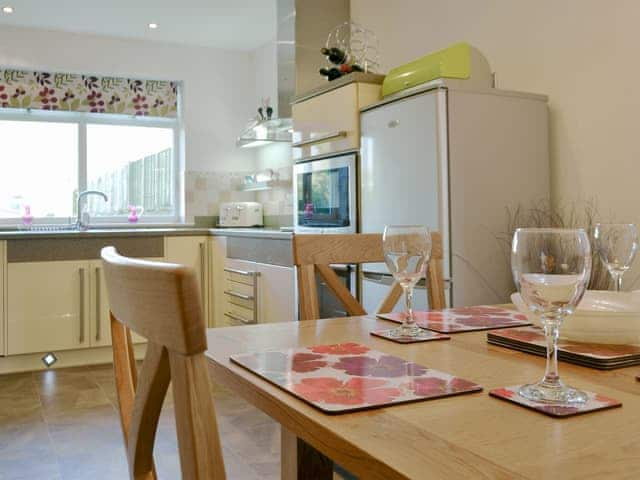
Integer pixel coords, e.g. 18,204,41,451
359,82,550,310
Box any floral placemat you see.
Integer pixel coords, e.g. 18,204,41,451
488,327,640,369
489,386,622,417
230,342,482,413
370,329,450,344
378,306,530,333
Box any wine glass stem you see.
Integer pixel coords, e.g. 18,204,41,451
541,317,561,388
402,285,415,330
612,272,623,292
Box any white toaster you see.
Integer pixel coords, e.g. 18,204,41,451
219,202,263,227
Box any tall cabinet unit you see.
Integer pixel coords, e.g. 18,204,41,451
165,236,211,326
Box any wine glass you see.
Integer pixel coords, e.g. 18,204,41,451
383,225,432,337
593,223,638,291
511,228,591,404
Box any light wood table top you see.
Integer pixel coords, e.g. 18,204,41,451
205,316,640,480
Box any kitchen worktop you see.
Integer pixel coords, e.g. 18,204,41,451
0,226,294,241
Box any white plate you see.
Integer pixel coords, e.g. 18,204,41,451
510,290,640,345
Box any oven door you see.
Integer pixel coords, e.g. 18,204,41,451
293,153,357,234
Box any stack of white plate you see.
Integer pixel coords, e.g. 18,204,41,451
511,290,640,345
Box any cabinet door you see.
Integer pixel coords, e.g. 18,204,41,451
165,236,209,321
292,83,360,160
90,259,159,347
257,262,296,323
7,261,90,355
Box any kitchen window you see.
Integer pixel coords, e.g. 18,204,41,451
0,110,180,225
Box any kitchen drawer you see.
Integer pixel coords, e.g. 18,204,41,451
292,83,381,160
224,303,256,326
224,267,257,286
224,279,255,310
224,279,254,297
225,289,254,310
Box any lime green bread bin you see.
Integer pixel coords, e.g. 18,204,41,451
382,42,492,97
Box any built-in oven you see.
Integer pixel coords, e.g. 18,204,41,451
293,151,357,234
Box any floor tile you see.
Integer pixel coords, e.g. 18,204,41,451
0,364,281,479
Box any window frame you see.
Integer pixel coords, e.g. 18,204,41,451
0,107,182,226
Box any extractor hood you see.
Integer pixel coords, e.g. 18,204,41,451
236,117,293,148
237,0,295,148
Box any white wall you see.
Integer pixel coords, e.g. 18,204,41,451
0,24,257,172
351,0,640,222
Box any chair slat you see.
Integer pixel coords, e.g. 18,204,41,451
128,342,171,478
297,264,321,321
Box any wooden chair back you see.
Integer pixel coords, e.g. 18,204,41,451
101,247,225,480
293,232,446,321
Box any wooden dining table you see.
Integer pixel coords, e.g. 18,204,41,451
205,315,640,480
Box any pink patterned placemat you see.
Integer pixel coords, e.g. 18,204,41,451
370,329,450,344
378,306,530,333
488,327,640,363
490,386,622,417
230,342,482,413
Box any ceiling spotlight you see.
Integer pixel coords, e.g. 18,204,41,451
2,6,14,13
41,352,58,368
148,23,158,29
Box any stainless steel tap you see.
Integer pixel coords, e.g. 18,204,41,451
75,190,108,230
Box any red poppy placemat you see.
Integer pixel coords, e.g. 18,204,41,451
378,306,530,333
230,342,482,413
370,329,450,344
490,386,621,417
488,327,640,369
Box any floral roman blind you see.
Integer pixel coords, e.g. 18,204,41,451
0,68,178,118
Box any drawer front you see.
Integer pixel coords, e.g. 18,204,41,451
292,83,359,160
224,267,256,286
224,303,256,326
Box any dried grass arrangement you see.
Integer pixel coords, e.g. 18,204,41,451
495,199,612,291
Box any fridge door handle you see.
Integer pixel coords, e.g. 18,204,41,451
362,272,395,286
362,271,429,288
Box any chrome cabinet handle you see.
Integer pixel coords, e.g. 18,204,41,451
79,267,85,343
224,267,260,278
291,131,347,148
224,312,255,325
224,290,254,301
95,267,101,342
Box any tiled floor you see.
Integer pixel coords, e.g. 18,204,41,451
0,364,280,479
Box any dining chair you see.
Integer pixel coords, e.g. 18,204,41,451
293,232,446,321
101,246,226,480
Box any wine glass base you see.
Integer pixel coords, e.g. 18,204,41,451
518,382,588,404
387,325,430,338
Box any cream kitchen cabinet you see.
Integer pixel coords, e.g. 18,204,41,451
222,258,295,326
90,259,160,347
7,256,162,355
292,82,381,160
165,236,211,325
7,260,90,355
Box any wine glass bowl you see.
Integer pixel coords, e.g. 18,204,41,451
593,223,638,292
383,225,431,337
511,228,591,404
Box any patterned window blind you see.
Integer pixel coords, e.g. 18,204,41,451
0,68,178,118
